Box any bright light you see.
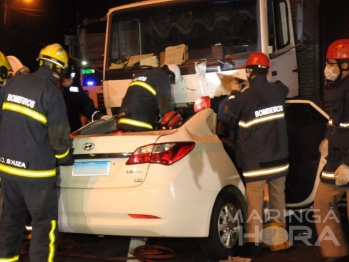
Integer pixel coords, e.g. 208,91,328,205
87,81,95,86
81,61,88,66
23,0,33,3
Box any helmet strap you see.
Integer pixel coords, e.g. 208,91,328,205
51,63,66,80
335,59,346,81
246,68,254,80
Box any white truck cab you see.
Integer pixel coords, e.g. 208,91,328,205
102,0,300,116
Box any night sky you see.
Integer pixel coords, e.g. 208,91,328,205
0,0,136,71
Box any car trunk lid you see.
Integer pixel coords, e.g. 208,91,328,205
59,130,174,189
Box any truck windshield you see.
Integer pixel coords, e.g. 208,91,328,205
107,0,258,71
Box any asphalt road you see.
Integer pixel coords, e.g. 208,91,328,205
17,224,329,262
17,208,349,262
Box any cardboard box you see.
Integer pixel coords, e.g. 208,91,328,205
160,45,188,65
212,44,223,60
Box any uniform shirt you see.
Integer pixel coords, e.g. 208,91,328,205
0,67,71,182
321,75,349,186
60,82,101,132
226,75,289,182
117,67,174,131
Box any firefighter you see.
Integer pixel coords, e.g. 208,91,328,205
117,63,180,132
6,55,30,76
0,52,12,219
0,52,11,88
58,62,104,132
225,52,289,257
0,43,73,262
314,39,349,262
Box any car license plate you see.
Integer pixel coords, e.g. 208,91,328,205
72,161,110,177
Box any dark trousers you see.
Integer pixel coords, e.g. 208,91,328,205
0,178,58,262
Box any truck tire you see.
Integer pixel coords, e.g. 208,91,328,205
199,191,244,259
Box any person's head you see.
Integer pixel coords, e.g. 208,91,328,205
37,43,68,79
324,39,349,82
61,62,76,88
0,52,12,88
6,55,30,77
161,63,181,84
245,52,270,80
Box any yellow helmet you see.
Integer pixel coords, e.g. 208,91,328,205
0,51,12,83
37,43,68,69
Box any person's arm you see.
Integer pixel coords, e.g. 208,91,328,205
76,85,102,121
225,90,244,120
158,95,174,115
46,87,72,165
0,86,4,126
156,75,174,115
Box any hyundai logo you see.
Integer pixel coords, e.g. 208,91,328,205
83,143,95,151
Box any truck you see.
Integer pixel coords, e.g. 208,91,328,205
58,0,347,259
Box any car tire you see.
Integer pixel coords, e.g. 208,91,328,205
199,190,244,259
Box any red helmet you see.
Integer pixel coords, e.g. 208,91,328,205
326,39,349,60
160,111,182,130
193,96,211,113
246,52,270,68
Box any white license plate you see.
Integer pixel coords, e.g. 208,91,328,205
72,161,111,177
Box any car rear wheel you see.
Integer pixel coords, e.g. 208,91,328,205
199,191,244,259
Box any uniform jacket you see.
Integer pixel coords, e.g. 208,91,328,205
0,67,71,182
117,68,174,131
321,75,349,186
60,81,101,132
226,75,289,183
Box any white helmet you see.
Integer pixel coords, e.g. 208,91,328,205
7,55,30,75
162,63,181,84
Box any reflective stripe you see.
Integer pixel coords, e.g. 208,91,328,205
129,81,156,96
0,255,19,262
328,119,349,128
0,163,56,178
228,95,235,100
55,149,69,159
239,113,284,128
91,110,100,121
48,220,57,262
321,171,335,179
243,164,289,178
3,102,47,125
118,118,153,130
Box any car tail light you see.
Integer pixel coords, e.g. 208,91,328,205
126,142,195,165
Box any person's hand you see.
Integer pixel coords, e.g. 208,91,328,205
100,115,110,120
57,149,74,166
318,138,328,157
334,164,349,186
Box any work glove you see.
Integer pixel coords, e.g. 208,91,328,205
57,148,74,166
334,164,349,186
318,138,328,157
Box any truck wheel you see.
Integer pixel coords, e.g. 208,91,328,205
199,191,244,259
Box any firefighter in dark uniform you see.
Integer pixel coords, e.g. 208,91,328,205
0,43,73,262
225,52,289,256
314,39,349,262
117,63,181,132
0,52,12,219
58,63,103,132
0,52,11,89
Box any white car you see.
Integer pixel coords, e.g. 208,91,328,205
58,98,329,258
